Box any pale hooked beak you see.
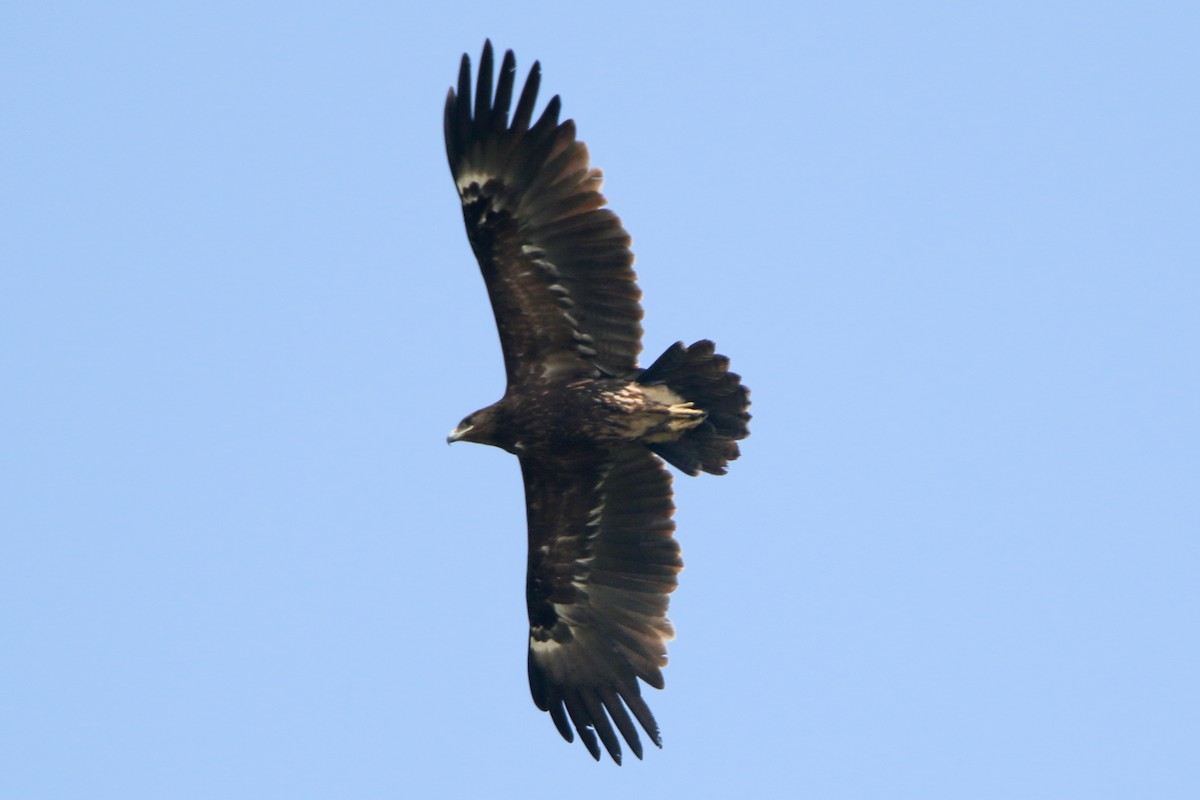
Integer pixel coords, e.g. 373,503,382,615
447,424,474,444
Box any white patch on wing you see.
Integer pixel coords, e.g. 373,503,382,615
455,170,494,193
531,602,585,651
530,636,565,655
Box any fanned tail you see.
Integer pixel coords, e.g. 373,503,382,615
637,340,751,476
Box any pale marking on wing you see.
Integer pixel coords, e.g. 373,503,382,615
455,171,496,193
532,602,585,645
528,257,561,278
571,467,609,587
530,636,564,655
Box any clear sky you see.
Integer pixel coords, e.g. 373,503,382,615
3,2,1197,797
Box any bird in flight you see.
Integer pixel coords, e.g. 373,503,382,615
444,41,750,763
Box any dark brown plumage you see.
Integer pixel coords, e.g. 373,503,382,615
444,41,750,763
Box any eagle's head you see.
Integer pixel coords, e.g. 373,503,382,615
447,404,521,454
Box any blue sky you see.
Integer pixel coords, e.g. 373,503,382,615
3,2,1197,797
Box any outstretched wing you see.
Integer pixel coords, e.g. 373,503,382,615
445,41,644,386
521,447,681,763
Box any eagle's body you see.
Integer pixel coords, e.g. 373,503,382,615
445,42,750,764
451,375,705,455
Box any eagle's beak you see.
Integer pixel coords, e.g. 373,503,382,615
447,424,474,444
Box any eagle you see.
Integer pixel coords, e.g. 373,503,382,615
444,41,750,763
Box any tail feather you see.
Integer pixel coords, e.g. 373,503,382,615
639,341,750,476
